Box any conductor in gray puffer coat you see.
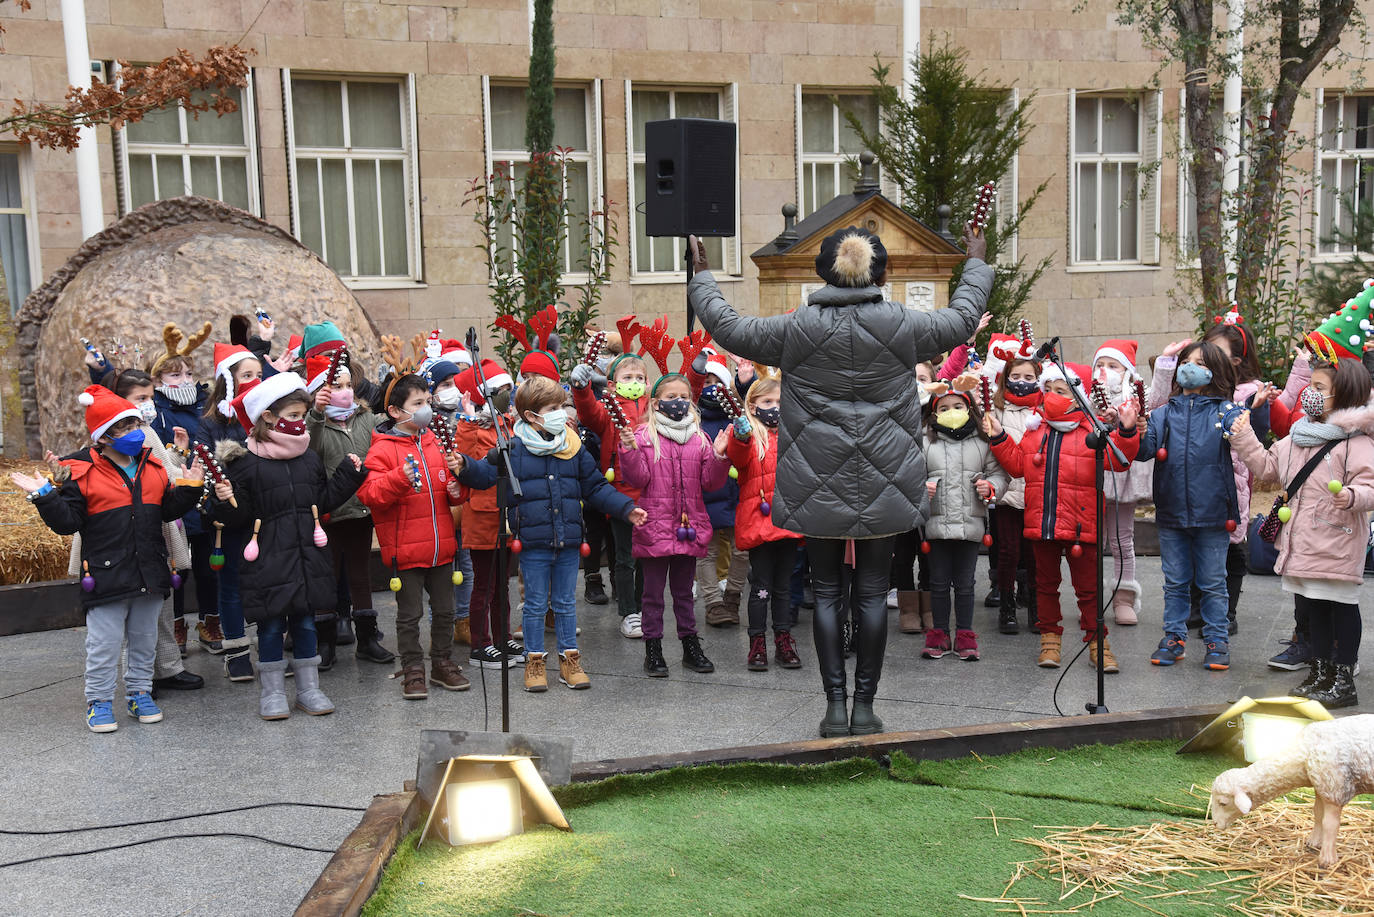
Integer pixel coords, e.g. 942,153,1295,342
688,224,993,738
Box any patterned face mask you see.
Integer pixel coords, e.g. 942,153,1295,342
1301,386,1330,420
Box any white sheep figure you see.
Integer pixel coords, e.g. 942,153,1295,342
1209,714,1374,868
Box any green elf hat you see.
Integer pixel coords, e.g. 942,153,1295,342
301,321,346,359
1306,280,1374,361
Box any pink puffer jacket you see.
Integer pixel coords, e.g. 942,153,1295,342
1231,405,1374,584
619,425,730,559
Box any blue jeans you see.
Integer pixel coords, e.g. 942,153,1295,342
217,529,247,641
519,546,580,654
257,614,318,664
453,548,474,621
1158,526,1230,643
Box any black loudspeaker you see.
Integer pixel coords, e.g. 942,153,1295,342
643,118,737,238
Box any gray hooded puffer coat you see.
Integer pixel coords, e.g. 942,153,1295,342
688,259,994,539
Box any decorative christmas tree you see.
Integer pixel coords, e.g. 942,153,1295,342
1306,279,1374,361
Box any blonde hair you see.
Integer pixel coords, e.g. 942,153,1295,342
744,378,781,462
642,383,706,462
515,374,565,417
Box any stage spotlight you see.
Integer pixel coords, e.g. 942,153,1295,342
420,754,569,847
1178,695,1333,763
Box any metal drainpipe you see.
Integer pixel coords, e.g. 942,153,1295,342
60,0,105,241
902,0,920,101
1222,0,1244,299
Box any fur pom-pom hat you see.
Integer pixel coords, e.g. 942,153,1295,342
815,226,888,289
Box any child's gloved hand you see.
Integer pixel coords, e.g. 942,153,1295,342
733,416,752,440
570,364,593,389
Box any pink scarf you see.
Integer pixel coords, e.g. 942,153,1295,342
246,431,311,460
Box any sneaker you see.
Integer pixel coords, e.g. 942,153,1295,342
886,588,898,609
747,634,769,671
1269,636,1312,671
524,653,548,692
983,587,1001,608
922,629,951,659
174,618,188,658
774,630,802,668
400,664,428,700
1203,640,1230,671
470,645,507,669
126,692,163,724
1150,635,1187,666
558,650,591,689
619,613,643,639
224,650,255,682
429,658,471,691
1089,637,1120,674
954,629,980,661
86,701,117,733
500,639,526,665
197,615,225,654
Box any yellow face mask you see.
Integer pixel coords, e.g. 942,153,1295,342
936,408,970,430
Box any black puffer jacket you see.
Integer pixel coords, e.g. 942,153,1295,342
211,441,366,623
689,260,993,539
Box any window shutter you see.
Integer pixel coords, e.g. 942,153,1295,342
724,81,741,275
1140,89,1163,264
997,88,1019,264
1313,87,1324,253
794,83,804,214
282,68,298,239
406,73,422,281
1067,88,1076,264
480,74,496,281
624,78,638,275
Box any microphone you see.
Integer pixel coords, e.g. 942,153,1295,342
1034,336,1061,362
465,326,479,356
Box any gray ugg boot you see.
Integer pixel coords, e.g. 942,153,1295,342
257,659,290,721
292,655,335,716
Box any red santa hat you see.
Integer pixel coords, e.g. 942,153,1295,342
78,384,141,441
701,350,733,387
231,372,307,433
305,354,348,393
455,360,513,407
987,333,1021,365
213,343,257,417
439,338,472,367
1093,339,1140,380
518,350,561,384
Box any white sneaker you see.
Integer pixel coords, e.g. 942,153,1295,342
619,613,643,639
886,588,899,609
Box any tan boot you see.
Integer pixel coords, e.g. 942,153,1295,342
1038,632,1062,668
1089,636,1120,674
524,652,548,692
705,603,733,627
918,591,934,633
453,617,471,646
897,591,923,634
559,650,591,689
721,590,742,626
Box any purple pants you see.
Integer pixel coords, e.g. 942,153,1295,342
641,555,698,639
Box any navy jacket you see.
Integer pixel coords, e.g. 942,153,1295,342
459,437,635,551
1139,393,1245,529
698,392,741,530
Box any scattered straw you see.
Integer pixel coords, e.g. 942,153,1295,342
0,460,72,585
985,793,1374,917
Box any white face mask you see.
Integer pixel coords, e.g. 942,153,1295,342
434,388,462,410
137,401,158,423
1095,367,1124,393
537,408,568,434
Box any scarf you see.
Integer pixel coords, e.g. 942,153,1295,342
514,419,567,456
246,430,311,460
937,419,978,441
1047,417,1081,433
654,413,699,444
1290,417,1355,448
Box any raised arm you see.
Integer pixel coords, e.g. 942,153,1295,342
908,258,992,364
689,270,788,368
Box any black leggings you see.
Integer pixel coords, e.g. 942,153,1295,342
1296,595,1362,665
928,539,980,633
891,528,930,592
747,540,801,636
808,536,896,703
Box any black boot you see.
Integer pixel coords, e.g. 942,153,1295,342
983,586,1001,608
998,594,1020,635
643,637,668,677
1226,574,1242,636
315,613,337,672
1016,572,1031,609
851,587,889,712
1293,658,1333,698
812,583,849,706
681,634,715,673
849,700,884,735
1308,663,1358,708
819,698,849,738
584,574,609,606
353,612,395,664
336,611,356,646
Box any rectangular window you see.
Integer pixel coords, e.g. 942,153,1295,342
482,80,602,279
625,82,740,278
284,73,421,283
0,147,38,314
119,75,258,216
796,91,879,217
1069,91,1161,266
1317,91,1374,256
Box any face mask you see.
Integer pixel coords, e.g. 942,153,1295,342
433,388,461,411
401,405,433,430
615,379,646,401
755,405,780,428
325,403,357,422
157,381,198,406
1301,386,1330,420
936,408,971,430
1041,392,1078,422
700,385,721,408
274,416,307,436
329,388,354,410
1176,361,1213,390
1095,367,1125,392
537,408,568,434
137,401,158,423
1005,379,1039,398
657,398,691,422
490,390,512,414
108,428,145,456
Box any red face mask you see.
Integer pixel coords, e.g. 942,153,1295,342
1040,392,1079,423
274,417,307,436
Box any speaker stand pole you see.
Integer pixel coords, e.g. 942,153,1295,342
684,240,696,333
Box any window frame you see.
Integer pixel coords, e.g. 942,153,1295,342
624,80,742,283
114,62,261,218
282,70,424,289
0,143,41,315
794,87,881,219
480,76,605,285
1067,89,1162,271
1314,88,1374,261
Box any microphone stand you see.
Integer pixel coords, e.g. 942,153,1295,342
683,240,696,333
1040,343,1124,716
466,327,523,733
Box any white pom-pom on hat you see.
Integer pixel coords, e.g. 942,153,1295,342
78,391,95,406
832,234,877,287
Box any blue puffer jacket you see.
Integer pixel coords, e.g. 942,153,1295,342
699,391,741,530
1139,393,1245,529
149,387,210,535
460,433,636,551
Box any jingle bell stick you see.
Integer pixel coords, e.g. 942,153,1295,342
193,442,236,508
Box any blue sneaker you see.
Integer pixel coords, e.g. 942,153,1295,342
1150,635,1187,666
86,701,117,733
126,692,163,724
1203,641,1230,671
1268,637,1312,671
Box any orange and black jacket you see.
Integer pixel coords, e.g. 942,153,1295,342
32,446,204,609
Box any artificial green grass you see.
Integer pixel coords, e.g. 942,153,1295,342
362,741,1236,917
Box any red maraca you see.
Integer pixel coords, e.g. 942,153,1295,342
1156,448,1168,461
1070,544,1084,558
1225,519,1237,533
509,538,523,554
579,541,591,557
920,540,931,554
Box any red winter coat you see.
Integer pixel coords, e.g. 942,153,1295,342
573,385,646,500
357,424,465,571
990,413,1139,544
726,425,801,550
451,418,508,550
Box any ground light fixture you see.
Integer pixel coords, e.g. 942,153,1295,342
419,754,570,847
1177,695,1334,762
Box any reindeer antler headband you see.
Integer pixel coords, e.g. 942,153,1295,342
148,321,213,376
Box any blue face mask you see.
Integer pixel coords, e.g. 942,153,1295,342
108,428,146,456
1176,361,1213,390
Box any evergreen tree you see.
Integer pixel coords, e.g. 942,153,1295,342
520,0,562,316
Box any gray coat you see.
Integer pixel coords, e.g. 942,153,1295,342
689,260,994,539
924,430,1009,542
